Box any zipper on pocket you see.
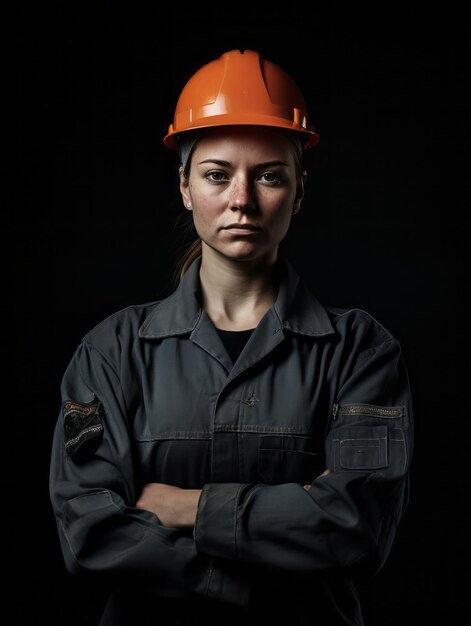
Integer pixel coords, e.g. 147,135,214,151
332,403,403,419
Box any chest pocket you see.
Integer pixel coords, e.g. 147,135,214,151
258,434,323,485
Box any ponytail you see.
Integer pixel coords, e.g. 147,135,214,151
176,238,202,282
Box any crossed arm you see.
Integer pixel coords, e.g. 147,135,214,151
135,472,331,529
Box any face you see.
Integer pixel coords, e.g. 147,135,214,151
179,126,306,265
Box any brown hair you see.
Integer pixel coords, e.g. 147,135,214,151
176,238,202,281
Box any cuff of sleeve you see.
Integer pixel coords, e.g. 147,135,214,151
194,483,248,561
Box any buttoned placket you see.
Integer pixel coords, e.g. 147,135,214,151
189,306,287,482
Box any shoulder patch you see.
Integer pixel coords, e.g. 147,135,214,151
63,398,104,460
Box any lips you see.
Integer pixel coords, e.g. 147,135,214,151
222,223,262,231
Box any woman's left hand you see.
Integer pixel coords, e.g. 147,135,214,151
303,468,332,491
135,483,202,528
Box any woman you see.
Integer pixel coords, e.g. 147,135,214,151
49,49,413,626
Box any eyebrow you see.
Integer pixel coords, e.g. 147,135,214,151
197,159,290,168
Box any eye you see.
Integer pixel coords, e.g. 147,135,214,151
204,170,229,184
258,171,283,185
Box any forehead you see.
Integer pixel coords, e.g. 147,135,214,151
192,126,296,162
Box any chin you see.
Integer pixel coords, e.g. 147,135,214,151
224,244,263,259
220,246,276,265
203,240,277,264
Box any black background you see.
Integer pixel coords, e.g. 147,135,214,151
6,2,468,624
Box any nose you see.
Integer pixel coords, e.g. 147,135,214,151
229,176,256,212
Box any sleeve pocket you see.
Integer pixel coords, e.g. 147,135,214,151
334,425,388,470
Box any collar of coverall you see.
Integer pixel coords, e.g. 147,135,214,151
139,255,336,340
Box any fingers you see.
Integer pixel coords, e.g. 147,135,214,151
303,468,332,492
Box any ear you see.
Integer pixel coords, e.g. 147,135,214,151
293,170,307,215
179,166,192,210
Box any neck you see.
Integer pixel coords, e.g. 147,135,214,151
199,246,279,331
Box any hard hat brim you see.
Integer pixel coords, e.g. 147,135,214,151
163,119,319,151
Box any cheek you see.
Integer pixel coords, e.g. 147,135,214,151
266,195,295,228
191,202,220,235
189,183,221,218
274,213,293,241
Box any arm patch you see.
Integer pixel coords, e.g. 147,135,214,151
63,398,104,460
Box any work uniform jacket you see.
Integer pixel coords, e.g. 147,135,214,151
49,255,413,626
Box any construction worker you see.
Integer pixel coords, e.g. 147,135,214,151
50,49,413,625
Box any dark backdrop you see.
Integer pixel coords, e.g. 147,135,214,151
6,3,468,625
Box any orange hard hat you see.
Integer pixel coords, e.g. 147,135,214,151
163,49,319,150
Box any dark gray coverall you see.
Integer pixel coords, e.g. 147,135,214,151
49,255,413,625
